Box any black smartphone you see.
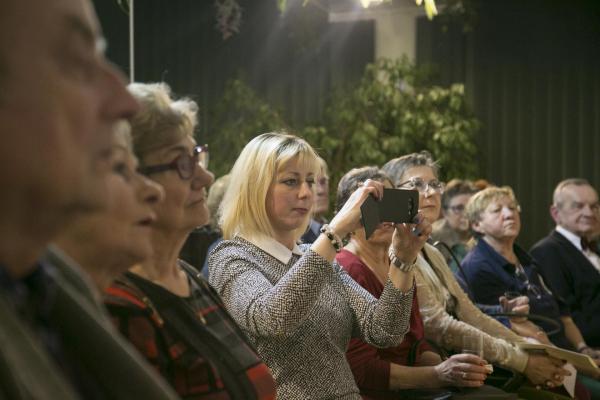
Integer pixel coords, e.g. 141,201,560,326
360,188,419,238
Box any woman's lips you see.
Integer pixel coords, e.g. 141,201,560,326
137,213,156,227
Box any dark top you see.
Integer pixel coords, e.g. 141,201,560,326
104,261,276,400
462,239,572,350
336,249,432,400
0,262,100,399
531,230,600,347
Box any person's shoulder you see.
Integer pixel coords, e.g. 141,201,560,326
211,237,261,260
104,274,149,310
530,232,561,255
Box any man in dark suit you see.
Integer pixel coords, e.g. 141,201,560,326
531,178,600,350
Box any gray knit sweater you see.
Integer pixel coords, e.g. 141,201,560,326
208,236,414,399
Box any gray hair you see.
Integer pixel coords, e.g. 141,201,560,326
553,178,592,207
381,151,439,187
335,166,392,213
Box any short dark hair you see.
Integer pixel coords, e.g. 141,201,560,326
335,166,392,213
381,151,439,187
442,179,477,210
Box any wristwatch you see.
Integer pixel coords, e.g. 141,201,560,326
388,247,416,272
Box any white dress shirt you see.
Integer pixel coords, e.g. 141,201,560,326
556,225,600,273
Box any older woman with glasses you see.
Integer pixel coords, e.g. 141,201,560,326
461,186,599,398
335,166,492,399
431,179,479,273
209,132,428,399
104,83,277,400
382,151,573,399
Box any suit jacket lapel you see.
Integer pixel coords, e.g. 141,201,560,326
551,230,598,272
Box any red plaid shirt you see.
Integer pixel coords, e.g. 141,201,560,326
104,268,275,400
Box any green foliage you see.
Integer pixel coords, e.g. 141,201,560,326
301,57,480,186
207,58,480,189
204,79,287,178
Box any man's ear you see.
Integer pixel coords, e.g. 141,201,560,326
550,204,561,225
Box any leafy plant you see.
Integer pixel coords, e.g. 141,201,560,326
207,59,480,189
204,79,287,178
301,57,480,185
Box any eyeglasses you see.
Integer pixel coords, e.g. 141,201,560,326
317,177,329,186
514,266,542,299
138,145,209,180
397,177,445,194
447,204,466,214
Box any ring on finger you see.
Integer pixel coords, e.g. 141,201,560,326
462,372,468,380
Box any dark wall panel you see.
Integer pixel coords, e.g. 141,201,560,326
418,0,600,248
94,0,374,132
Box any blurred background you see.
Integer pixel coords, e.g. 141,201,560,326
93,0,600,248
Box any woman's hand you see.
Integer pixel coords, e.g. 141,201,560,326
433,354,489,387
510,320,551,345
524,354,570,387
391,213,432,264
580,347,600,367
328,179,384,237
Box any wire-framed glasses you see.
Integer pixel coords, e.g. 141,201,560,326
397,177,445,194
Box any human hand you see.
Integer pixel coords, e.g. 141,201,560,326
510,320,551,344
433,354,489,387
581,347,600,367
524,354,570,387
500,295,529,322
500,295,529,313
328,179,384,237
390,213,432,264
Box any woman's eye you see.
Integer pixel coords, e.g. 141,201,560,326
113,162,132,181
282,179,298,187
306,179,315,187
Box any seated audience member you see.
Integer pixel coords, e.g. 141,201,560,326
531,179,600,348
209,132,425,399
461,186,599,397
433,181,525,329
0,1,178,398
104,83,277,399
431,179,478,273
55,121,164,290
336,167,491,399
382,152,573,399
301,156,330,243
200,173,231,277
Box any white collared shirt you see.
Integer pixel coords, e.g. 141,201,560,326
239,234,304,265
556,225,600,273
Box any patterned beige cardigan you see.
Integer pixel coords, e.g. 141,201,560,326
415,243,529,373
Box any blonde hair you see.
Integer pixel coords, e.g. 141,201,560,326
220,132,320,240
127,82,197,161
465,186,519,226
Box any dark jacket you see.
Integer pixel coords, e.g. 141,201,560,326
531,230,600,347
0,246,179,400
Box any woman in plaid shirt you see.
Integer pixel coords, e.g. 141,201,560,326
104,82,276,400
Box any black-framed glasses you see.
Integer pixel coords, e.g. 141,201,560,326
447,204,466,214
397,177,445,194
514,266,542,299
138,145,209,180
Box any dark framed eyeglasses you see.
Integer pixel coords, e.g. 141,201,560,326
397,177,445,194
138,145,209,180
515,267,542,299
447,204,466,214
